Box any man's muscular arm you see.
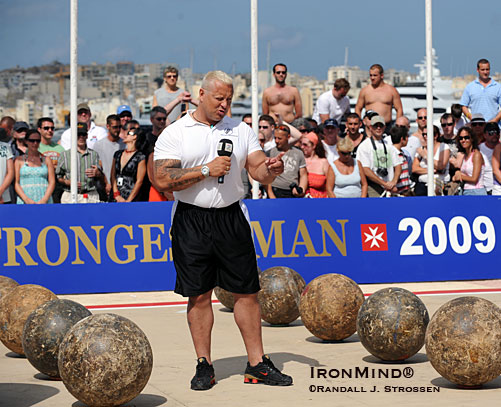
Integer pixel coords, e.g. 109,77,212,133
154,156,230,192
392,88,404,118
355,88,366,117
293,88,303,119
246,150,284,185
262,89,270,115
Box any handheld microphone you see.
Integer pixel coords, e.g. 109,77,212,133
217,138,233,184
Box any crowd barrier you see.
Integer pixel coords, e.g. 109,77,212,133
0,196,500,294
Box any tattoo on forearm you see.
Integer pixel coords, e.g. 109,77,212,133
154,159,202,190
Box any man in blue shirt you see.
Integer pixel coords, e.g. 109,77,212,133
460,59,501,125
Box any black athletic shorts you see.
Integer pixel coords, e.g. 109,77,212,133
171,201,260,297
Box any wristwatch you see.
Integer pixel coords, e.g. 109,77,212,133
201,165,210,178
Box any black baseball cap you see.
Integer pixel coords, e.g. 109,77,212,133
13,121,29,132
323,119,339,128
77,122,88,134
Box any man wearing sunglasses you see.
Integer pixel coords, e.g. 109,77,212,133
439,113,455,143
470,114,487,144
141,107,170,201
460,58,501,125
38,117,65,203
262,63,302,124
259,114,301,152
438,113,461,188
153,66,195,123
93,114,125,200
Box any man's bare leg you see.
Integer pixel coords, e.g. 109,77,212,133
187,290,214,363
233,292,264,366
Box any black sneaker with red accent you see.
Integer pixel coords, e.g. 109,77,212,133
244,354,293,386
190,357,216,390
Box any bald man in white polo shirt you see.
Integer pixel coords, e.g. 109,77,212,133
154,71,292,390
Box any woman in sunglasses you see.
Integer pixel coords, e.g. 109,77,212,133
332,137,368,198
412,125,450,196
111,128,146,202
14,129,55,204
300,131,334,198
452,126,486,195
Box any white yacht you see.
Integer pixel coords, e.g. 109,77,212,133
397,49,459,125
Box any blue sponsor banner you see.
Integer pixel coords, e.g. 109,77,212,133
0,196,500,294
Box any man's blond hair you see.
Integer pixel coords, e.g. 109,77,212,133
201,71,233,90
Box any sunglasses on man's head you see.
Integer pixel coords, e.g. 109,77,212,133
155,117,167,121
259,125,269,129
42,126,55,131
441,122,454,127
472,122,485,127
418,116,427,120
165,75,177,79
25,138,41,143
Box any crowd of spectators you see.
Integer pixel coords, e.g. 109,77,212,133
0,58,500,204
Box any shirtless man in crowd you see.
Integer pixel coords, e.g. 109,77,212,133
355,64,403,132
262,63,302,123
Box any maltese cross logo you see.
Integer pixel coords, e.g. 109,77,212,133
361,224,388,251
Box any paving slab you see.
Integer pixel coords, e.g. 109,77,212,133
1,281,501,406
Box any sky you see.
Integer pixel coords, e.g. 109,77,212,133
1,0,501,80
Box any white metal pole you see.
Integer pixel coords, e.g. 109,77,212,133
70,0,78,203
425,0,434,196
251,0,260,199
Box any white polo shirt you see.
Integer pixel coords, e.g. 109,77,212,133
154,112,261,208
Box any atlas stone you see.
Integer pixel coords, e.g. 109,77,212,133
22,299,92,378
258,266,306,326
357,287,429,361
299,273,364,341
58,313,153,407
0,284,58,355
425,296,501,388
214,286,235,310
0,276,19,301
214,266,261,311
